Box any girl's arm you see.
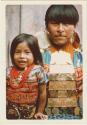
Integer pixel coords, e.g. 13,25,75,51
34,83,48,119
75,66,83,93
73,51,83,94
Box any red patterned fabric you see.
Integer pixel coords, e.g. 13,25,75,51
7,65,39,104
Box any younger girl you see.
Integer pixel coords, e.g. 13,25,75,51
6,33,48,119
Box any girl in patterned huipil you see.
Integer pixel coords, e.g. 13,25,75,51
6,33,48,119
38,5,83,119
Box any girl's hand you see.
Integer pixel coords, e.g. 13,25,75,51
43,64,49,72
34,112,48,119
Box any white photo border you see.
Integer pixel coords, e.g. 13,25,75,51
0,0,87,125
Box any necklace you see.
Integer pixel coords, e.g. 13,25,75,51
9,65,34,89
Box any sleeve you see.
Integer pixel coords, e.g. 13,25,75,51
6,67,11,79
73,51,83,68
6,67,12,86
41,49,51,64
36,66,49,85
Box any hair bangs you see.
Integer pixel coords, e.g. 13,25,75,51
45,5,79,26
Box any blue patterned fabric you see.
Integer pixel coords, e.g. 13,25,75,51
48,114,82,119
48,105,83,119
42,49,83,67
73,51,83,68
42,49,51,64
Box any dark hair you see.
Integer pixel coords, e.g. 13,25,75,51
74,32,80,43
72,32,80,49
45,5,79,27
10,33,43,67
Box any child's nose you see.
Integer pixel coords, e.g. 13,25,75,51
20,52,25,58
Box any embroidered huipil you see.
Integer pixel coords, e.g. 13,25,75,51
6,65,48,105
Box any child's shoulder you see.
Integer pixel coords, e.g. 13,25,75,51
6,66,13,76
7,66,13,71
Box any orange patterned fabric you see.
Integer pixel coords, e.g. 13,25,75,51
48,41,74,60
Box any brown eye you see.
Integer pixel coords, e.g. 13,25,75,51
25,51,31,54
15,51,20,54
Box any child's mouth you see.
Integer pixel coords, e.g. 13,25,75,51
18,60,26,65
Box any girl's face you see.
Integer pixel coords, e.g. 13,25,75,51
14,41,34,69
